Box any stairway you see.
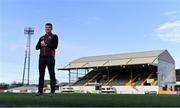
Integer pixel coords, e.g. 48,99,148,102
126,74,139,86
141,71,154,86
83,73,100,86
103,74,119,86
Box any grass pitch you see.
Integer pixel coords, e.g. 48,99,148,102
0,93,180,107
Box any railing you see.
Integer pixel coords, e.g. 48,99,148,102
151,80,158,86
83,73,99,86
141,71,154,86
126,74,139,86
103,74,119,86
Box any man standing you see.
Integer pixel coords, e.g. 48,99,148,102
36,23,58,96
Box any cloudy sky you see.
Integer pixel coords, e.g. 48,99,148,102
0,0,180,84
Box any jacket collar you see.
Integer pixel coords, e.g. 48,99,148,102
45,32,53,36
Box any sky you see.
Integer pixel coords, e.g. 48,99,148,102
0,0,180,84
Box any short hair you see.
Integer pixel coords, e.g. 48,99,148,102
45,23,53,30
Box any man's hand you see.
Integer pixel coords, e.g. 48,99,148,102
41,41,47,47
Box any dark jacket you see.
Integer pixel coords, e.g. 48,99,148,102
36,33,58,57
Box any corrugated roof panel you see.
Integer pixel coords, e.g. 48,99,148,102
70,62,87,68
84,61,107,67
104,59,130,66
59,50,172,70
128,57,157,65
71,50,165,63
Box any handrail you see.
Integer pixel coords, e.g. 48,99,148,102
83,73,99,86
103,74,119,86
126,74,139,86
141,71,154,86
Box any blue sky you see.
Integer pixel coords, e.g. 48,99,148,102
0,0,180,84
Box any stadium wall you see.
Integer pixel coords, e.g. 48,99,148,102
158,59,176,90
60,86,159,94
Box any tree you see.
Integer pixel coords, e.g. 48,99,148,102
0,83,9,89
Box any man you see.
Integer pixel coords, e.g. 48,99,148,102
36,23,58,96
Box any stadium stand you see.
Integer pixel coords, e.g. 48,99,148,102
59,50,176,94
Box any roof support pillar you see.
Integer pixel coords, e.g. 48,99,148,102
68,70,71,90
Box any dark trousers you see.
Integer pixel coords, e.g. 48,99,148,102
38,56,56,93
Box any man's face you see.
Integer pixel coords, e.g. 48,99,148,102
45,25,52,34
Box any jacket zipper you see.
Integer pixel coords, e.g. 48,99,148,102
43,36,47,56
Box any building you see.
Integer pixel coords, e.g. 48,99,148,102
6,86,38,93
58,50,176,94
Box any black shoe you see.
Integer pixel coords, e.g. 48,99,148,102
49,93,55,97
35,92,43,96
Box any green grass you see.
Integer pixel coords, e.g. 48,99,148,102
0,93,180,107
